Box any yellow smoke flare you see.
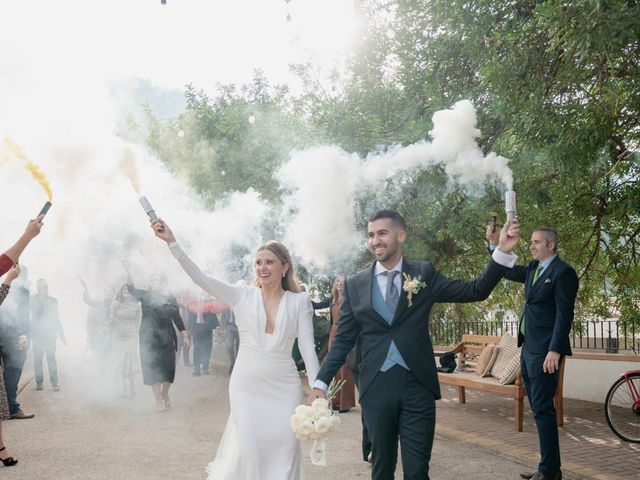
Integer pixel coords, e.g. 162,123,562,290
2,138,53,201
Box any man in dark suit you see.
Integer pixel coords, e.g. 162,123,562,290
308,209,520,480
487,224,578,480
30,278,66,391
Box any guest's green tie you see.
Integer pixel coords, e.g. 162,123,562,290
520,265,544,335
533,265,544,285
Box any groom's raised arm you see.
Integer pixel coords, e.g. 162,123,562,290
431,220,520,303
313,279,359,393
431,248,517,303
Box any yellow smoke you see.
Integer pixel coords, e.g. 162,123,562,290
2,138,53,201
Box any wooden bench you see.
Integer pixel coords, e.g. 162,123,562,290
437,334,565,432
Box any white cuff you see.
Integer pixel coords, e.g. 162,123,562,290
491,248,517,268
313,379,329,393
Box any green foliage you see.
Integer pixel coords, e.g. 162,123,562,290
139,71,322,207
135,1,640,325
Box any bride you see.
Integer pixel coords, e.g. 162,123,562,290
150,218,320,479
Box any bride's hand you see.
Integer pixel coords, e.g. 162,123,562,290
151,218,176,244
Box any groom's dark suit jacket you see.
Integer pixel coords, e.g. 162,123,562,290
317,257,510,400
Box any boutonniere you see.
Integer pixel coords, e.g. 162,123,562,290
544,278,551,284
402,273,426,308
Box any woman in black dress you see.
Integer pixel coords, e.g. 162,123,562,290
126,273,189,411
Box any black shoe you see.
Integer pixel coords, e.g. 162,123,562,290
0,447,18,467
36,384,43,391
523,472,562,480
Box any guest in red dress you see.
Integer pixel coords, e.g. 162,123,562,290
0,216,44,276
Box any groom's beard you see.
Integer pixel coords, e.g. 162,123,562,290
371,243,399,263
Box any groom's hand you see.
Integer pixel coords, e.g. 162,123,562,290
497,219,520,253
305,388,326,405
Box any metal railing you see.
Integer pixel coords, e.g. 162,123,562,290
429,319,639,354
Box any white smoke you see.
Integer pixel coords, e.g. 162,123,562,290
277,100,513,269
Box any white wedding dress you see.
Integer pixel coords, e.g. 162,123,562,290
169,242,320,480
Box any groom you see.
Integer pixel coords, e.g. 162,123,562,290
308,210,520,479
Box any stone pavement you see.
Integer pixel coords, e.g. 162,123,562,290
4,350,639,479
436,383,640,480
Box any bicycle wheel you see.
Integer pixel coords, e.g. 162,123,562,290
604,372,640,443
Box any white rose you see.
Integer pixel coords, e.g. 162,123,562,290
311,397,330,410
291,413,305,431
297,419,314,439
314,415,333,435
311,398,331,416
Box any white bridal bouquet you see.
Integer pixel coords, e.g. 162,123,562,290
291,378,346,466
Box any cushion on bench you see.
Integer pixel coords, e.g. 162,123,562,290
490,334,520,384
475,343,498,377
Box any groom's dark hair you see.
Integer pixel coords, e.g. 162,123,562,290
369,209,406,230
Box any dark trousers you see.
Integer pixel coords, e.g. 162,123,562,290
360,365,436,480
33,338,59,387
1,345,26,414
521,349,562,476
352,368,372,461
192,331,213,373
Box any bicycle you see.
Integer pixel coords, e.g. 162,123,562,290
604,369,640,443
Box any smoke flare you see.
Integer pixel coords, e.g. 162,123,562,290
3,137,54,201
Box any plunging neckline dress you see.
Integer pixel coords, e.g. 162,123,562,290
168,242,320,479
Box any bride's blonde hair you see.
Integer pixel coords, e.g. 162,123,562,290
252,240,302,293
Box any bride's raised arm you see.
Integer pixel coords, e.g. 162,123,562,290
151,219,244,307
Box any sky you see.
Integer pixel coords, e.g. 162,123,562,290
0,0,362,162
0,0,359,95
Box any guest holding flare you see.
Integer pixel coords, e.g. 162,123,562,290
0,216,43,277
150,217,319,479
486,223,578,480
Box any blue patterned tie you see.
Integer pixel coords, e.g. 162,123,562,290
384,270,400,314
